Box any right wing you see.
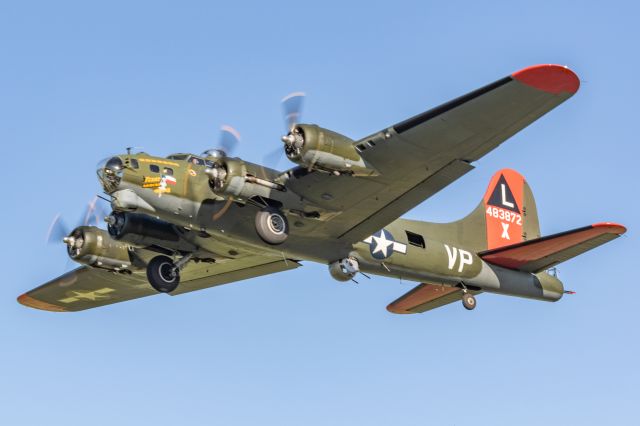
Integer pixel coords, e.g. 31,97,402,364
18,255,300,312
387,283,481,314
286,65,579,244
479,222,626,273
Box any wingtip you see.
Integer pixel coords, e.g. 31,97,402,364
512,64,580,95
17,293,67,312
386,303,411,314
592,222,627,235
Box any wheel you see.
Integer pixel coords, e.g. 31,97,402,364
146,255,180,293
255,207,289,245
462,292,476,310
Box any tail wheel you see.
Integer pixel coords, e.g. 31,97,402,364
255,207,289,245
462,293,476,310
147,255,180,293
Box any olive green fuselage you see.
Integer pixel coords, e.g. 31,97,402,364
104,152,563,303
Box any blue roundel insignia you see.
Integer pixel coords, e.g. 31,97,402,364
364,229,407,260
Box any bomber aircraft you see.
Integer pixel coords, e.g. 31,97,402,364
18,64,627,313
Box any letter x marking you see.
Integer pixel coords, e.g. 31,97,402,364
501,222,510,240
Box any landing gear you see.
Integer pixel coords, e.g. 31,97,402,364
146,255,180,293
255,207,289,245
461,292,476,310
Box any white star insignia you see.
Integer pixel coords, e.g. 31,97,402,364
371,233,394,257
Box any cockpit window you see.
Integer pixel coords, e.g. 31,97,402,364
149,164,160,173
188,156,205,166
163,167,174,176
129,159,139,169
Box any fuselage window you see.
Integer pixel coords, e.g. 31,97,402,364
167,154,188,161
405,231,426,248
149,164,160,173
163,167,174,176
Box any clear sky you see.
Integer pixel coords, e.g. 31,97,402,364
1,1,637,425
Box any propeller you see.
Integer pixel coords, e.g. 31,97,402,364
202,125,241,159
263,91,306,168
281,91,305,132
46,214,70,244
46,196,110,244
219,125,241,155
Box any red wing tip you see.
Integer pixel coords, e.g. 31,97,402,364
512,64,580,94
592,222,627,235
386,304,412,314
17,294,67,312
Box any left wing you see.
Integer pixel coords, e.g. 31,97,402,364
18,256,300,312
286,64,579,243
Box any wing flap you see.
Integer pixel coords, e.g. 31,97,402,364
479,223,626,273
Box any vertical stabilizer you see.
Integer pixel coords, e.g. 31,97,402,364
415,169,541,252
482,169,540,250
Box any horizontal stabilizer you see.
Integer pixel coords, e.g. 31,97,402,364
479,223,626,273
387,283,481,314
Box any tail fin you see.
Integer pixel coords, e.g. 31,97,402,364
481,168,541,250
432,169,541,252
439,168,626,270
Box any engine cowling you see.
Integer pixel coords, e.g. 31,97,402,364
107,212,196,252
282,124,377,176
205,157,283,202
64,226,132,270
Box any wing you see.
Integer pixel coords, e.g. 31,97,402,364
387,283,482,314
18,256,300,312
479,222,626,273
286,64,579,243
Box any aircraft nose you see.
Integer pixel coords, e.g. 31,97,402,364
97,156,124,193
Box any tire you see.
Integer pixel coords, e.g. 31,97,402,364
255,207,289,245
147,255,180,293
462,293,476,310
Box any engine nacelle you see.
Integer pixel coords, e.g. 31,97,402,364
64,226,132,271
329,257,360,282
106,212,196,252
205,158,283,202
283,124,377,176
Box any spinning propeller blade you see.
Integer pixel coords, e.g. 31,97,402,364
46,196,110,244
281,92,305,132
219,125,241,155
46,214,70,244
82,196,109,227
263,91,306,168
202,125,241,159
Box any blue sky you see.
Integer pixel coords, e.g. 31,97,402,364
1,1,637,424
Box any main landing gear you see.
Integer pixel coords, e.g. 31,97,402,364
255,207,289,245
147,253,193,293
460,282,476,310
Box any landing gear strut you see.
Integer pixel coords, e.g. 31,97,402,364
146,253,193,293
